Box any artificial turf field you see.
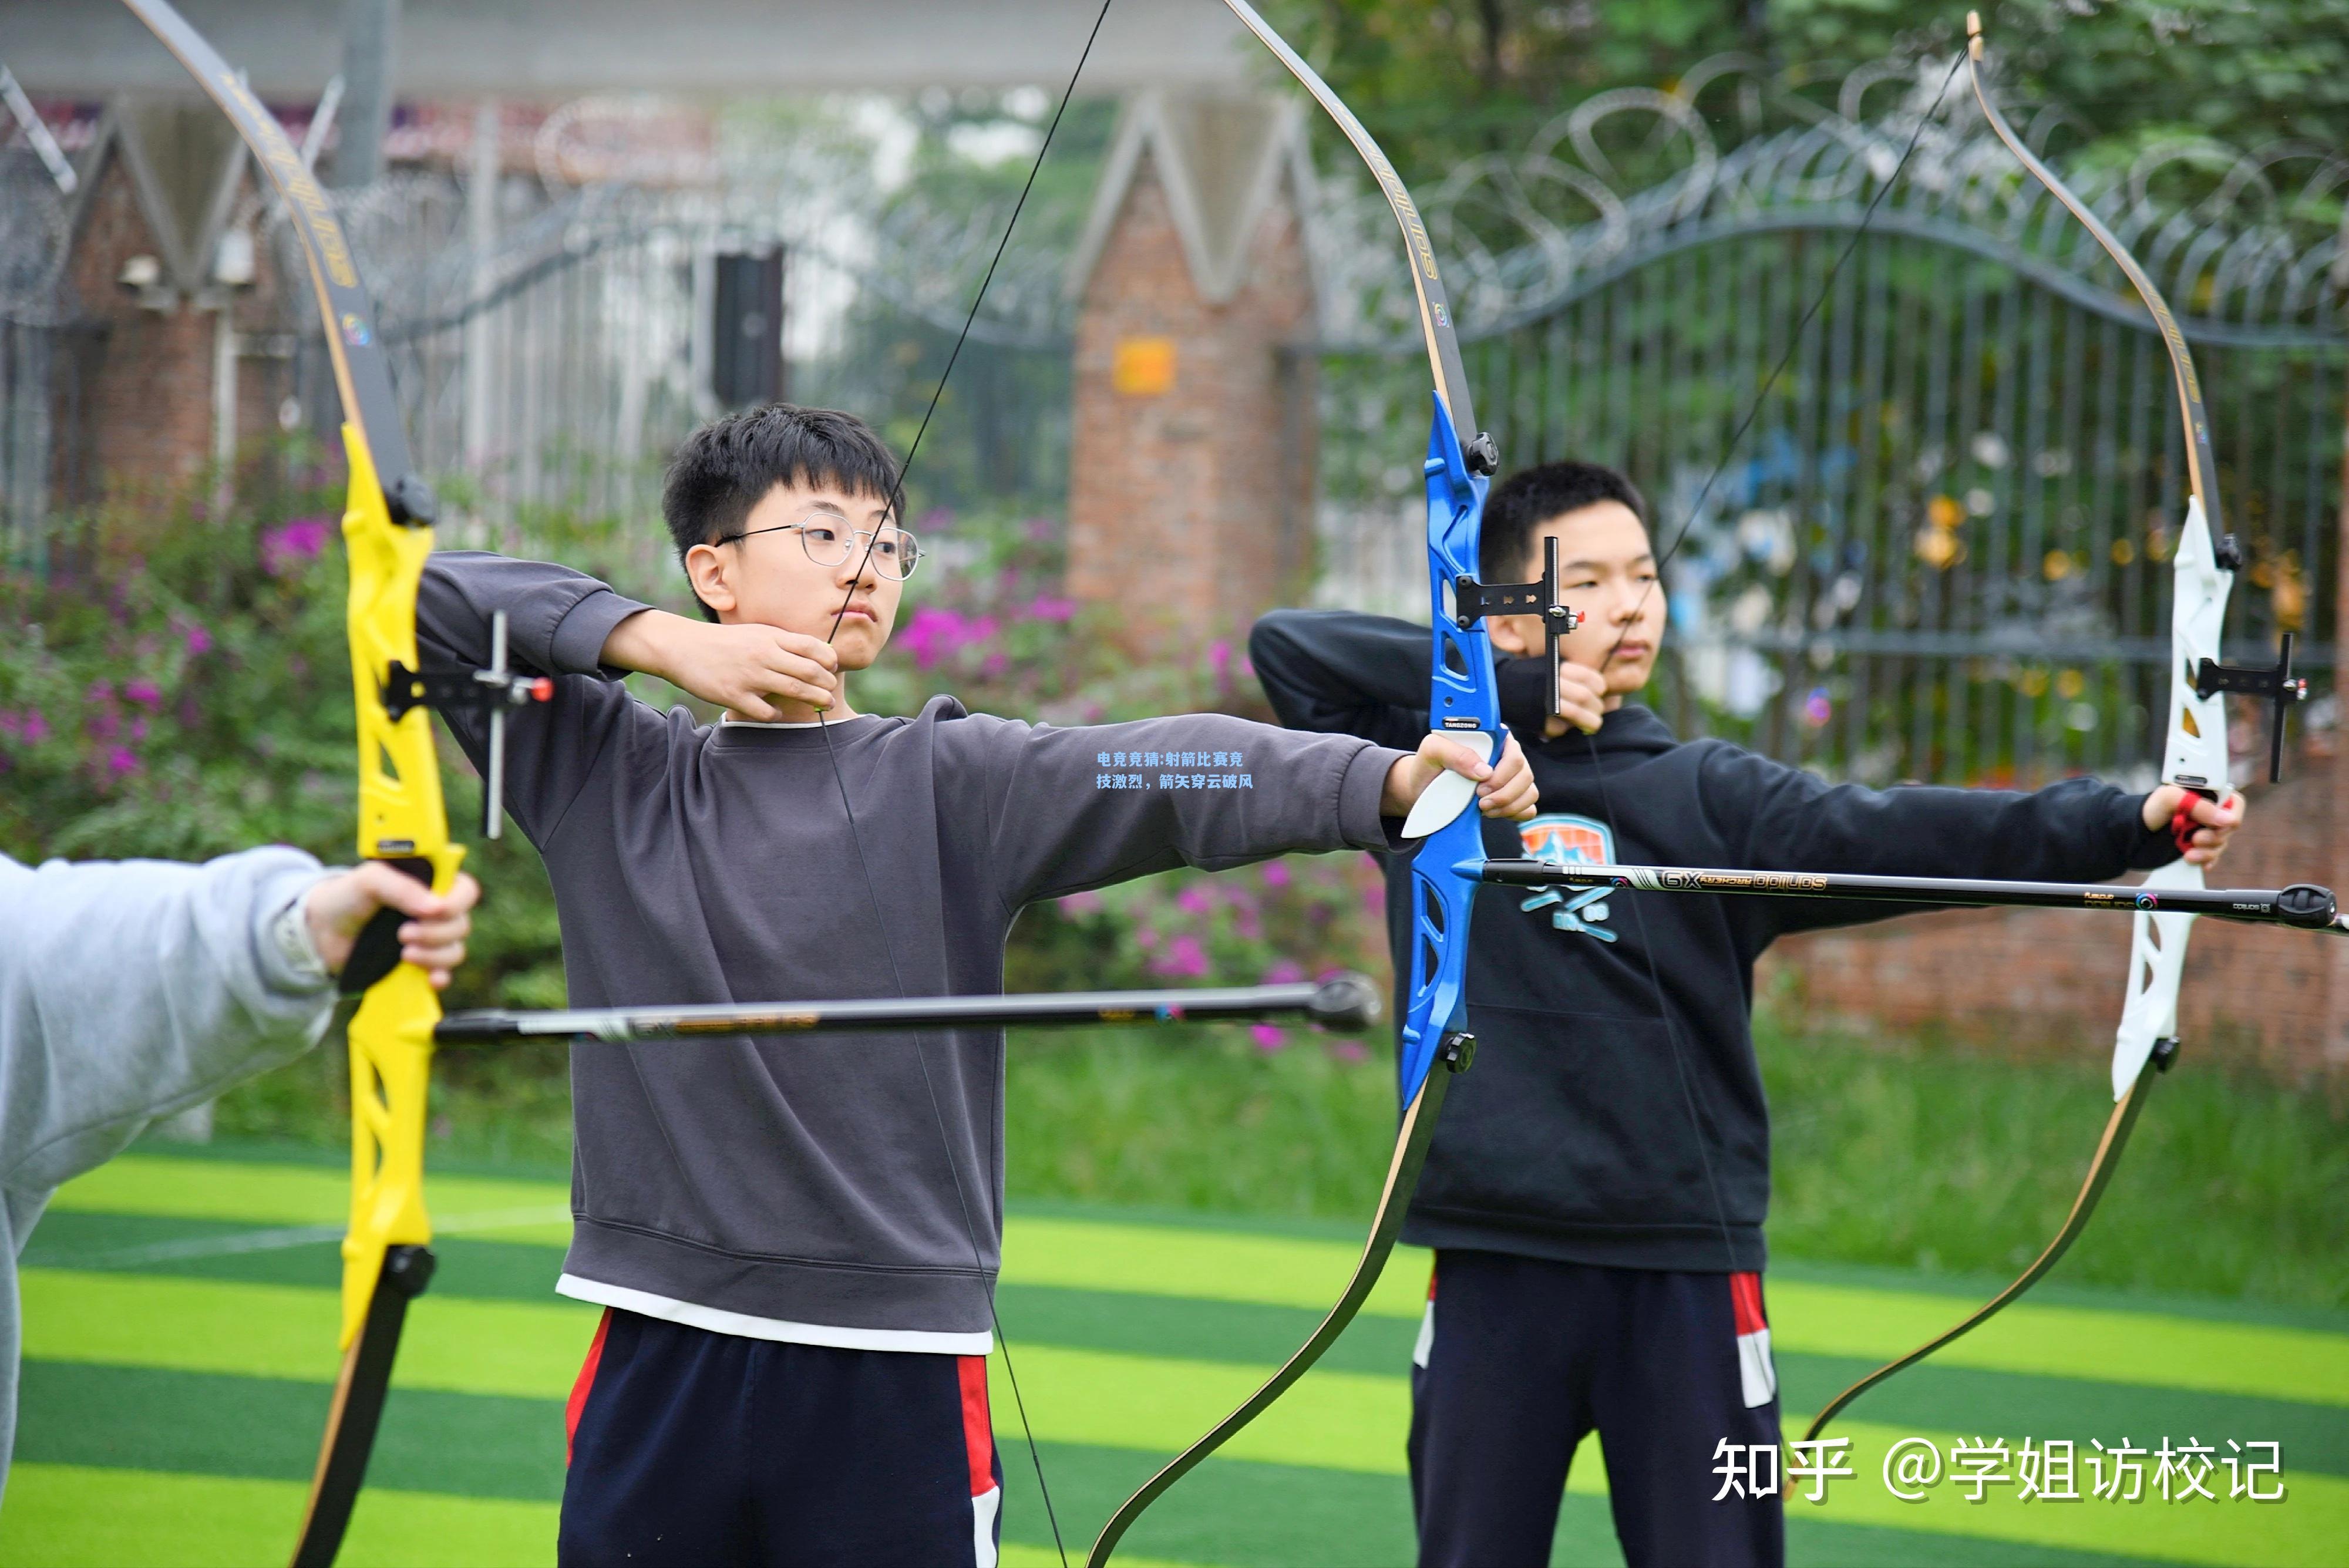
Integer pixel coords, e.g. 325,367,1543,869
2,1146,2342,1567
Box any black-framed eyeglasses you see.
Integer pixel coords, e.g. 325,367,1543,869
723,519,922,581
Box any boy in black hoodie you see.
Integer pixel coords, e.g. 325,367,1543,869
1248,461,2244,1568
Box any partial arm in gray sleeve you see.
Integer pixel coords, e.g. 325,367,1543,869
0,847,337,1200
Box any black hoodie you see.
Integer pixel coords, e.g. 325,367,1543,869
1250,609,2178,1273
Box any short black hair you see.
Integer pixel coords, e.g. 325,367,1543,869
662,403,902,611
1482,460,1649,578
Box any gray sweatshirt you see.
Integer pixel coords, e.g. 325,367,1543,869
0,847,335,1495
419,553,1403,1350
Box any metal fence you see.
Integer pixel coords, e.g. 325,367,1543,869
1308,76,2348,790
292,179,1070,584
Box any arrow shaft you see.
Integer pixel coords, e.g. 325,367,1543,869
1478,860,2341,931
439,978,1381,1043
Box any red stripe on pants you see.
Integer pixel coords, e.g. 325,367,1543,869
1729,1271,1767,1336
958,1354,994,1496
566,1308,612,1466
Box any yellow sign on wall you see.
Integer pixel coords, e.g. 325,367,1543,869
1113,336,1178,397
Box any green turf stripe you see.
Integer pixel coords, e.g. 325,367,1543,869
32,1210,2349,1465
1769,1257,2349,1337
1777,1355,2349,1477
21,1269,598,1397
49,1161,2349,1412
1779,1512,2171,1568
28,1254,2349,1483
1783,1416,2349,1568
22,1211,564,1300
49,1187,2348,1414
0,1463,560,1568
22,1357,2308,1567
1770,1277,2349,1408
32,1221,2349,1437
18,1361,564,1498
52,1154,571,1244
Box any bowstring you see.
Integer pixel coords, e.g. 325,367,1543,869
1598,48,1966,679
814,5,1114,1563
1572,49,1967,1281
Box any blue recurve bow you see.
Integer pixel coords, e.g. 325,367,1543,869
1081,5,1576,1560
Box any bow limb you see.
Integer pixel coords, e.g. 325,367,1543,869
1802,16,2239,1438
1085,6,1503,1559
115,5,457,1559
1800,1051,2166,1440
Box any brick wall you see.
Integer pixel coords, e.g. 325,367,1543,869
1066,153,1314,655
60,130,297,508
1762,725,2349,1084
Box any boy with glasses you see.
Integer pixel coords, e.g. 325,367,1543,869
413,402,1535,1567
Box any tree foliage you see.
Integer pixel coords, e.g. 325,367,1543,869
1253,0,2348,187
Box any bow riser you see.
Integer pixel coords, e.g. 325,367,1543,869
340,422,455,1343
2115,497,2233,1095
2159,499,2234,795
1401,398,1496,1099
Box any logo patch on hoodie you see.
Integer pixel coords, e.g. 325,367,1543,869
1517,814,1617,943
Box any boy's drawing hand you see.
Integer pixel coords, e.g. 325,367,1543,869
306,864,480,988
1542,659,1611,737
2144,786,2244,867
607,611,842,720
1384,732,1538,823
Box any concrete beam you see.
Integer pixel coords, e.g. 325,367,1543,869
0,0,1258,98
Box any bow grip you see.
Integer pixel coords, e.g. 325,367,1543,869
338,857,438,997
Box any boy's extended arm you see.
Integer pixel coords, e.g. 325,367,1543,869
1712,746,2174,937
956,712,1407,910
1250,608,1555,744
0,848,335,1198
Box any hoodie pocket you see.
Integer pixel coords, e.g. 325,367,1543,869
1413,1004,1740,1246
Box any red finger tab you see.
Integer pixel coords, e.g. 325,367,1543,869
2170,797,2200,856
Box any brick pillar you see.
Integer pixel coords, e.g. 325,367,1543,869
1065,93,1315,659
58,103,293,509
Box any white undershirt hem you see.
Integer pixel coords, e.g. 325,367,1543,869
556,1273,993,1355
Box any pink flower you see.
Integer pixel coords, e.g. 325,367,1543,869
86,679,114,704
125,679,163,708
1022,595,1077,624
130,718,149,741
1058,890,1105,916
1251,1024,1287,1053
1176,887,1214,916
105,746,139,778
895,606,965,671
1261,861,1291,889
1209,641,1231,679
1152,934,1209,978
262,517,333,576
1325,1040,1368,1064
17,709,48,744
181,622,214,657
1266,960,1304,984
